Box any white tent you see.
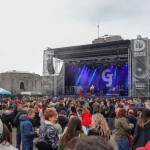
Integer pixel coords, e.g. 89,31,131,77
0,88,11,95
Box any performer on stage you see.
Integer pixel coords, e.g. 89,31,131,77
90,85,95,94
119,85,125,96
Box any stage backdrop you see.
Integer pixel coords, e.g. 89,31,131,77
65,63,128,95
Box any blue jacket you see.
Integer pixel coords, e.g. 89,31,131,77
19,114,37,142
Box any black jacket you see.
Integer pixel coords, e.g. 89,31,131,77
2,111,15,132
33,112,40,128
133,121,150,149
88,129,100,136
56,104,67,114
127,115,137,135
13,110,27,132
57,115,68,131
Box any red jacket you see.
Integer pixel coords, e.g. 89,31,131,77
82,111,91,126
136,141,150,150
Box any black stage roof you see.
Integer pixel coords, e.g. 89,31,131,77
53,40,131,60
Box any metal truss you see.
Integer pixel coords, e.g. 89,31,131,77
54,45,128,56
128,47,132,97
64,54,128,62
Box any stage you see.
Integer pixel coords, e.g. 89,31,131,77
43,37,150,97
54,40,130,97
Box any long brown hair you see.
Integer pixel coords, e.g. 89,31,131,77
61,117,82,146
0,124,12,145
65,136,114,150
117,108,126,118
82,105,89,113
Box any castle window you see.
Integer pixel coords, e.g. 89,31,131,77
20,82,25,91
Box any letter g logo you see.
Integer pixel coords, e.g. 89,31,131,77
102,69,113,87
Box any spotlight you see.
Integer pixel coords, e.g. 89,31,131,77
137,67,142,72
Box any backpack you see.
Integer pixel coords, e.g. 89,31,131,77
35,124,50,150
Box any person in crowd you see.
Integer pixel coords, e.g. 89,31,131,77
88,113,111,140
133,109,150,149
38,108,59,150
103,101,111,119
62,113,80,136
64,136,114,150
81,104,91,135
84,97,90,105
136,141,150,150
59,116,85,150
58,110,68,132
114,108,134,150
10,99,17,115
70,106,77,116
0,119,17,150
26,101,31,109
54,121,62,136
92,98,100,114
89,98,94,113
39,103,47,125
108,106,116,131
66,101,74,117
145,100,150,109
136,99,142,108
99,101,106,117
19,108,38,150
1,106,15,143
136,108,143,119
127,109,137,135
56,98,67,114
76,101,82,119
68,106,78,119
33,105,40,128
13,105,28,150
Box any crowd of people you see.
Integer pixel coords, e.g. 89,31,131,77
0,96,150,150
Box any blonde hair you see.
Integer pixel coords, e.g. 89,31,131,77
128,109,134,115
44,108,57,120
27,108,35,115
34,105,39,112
92,113,111,140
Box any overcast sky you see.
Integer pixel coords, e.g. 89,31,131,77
0,0,150,75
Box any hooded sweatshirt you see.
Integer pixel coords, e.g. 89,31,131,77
19,114,37,142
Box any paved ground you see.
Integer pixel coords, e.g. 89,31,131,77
12,128,38,150
12,128,17,148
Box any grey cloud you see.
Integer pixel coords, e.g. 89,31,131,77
67,0,150,24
